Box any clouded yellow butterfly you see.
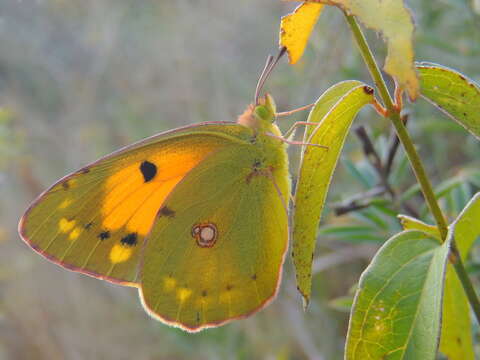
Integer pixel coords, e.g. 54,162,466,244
18,52,298,332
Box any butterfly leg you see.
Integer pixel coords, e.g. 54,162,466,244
282,121,319,140
265,132,328,150
275,103,315,118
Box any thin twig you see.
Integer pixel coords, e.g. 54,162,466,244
354,126,395,198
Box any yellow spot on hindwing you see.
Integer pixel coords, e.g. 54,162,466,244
59,218,76,233
163,277,176,291
219,291,231,304
177,288,192,303
109,244,133,264
59,199,72,209
101,145,220,236
68,227,81,240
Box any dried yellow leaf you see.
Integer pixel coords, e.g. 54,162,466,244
279,2,324,64
283,0,419,100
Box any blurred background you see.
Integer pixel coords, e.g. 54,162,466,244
1,0,479,359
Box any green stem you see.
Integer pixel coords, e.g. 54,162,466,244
344,12,480,323
344,13,448,238
451,245,480,322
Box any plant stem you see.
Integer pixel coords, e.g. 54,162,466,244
451,245,480,322
344,12,480,323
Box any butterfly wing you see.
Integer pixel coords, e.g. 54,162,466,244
19,123,252,286
139,138,290,331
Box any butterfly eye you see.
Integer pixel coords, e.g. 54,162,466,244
192,223,218,248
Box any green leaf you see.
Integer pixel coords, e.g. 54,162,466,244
345,231,450,360
397,194,480,360
417,62,480,140
438,193,480,360
434,175,466,200
329,295,354,312
342,158,372,188
304,80,363,140
439,266,474,360
453,192,480,259
319,225,375,236
293,83,374,305
397,215,441,241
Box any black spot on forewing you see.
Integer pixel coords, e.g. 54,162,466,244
140,161,157,182
98,231,110,240
158,206,175,218
121,233,138,246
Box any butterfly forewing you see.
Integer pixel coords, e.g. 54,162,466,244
19,123,252,285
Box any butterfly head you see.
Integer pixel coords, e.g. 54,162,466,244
237,94,277,132
254,93,276,124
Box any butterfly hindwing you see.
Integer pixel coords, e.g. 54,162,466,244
19,123,253,285
139,140,290,331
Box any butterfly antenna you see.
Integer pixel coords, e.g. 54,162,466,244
254,47,287,105
254,55,274,106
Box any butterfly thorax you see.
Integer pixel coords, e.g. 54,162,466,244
236,94,289,196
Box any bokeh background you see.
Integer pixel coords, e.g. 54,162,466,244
1,1,479,359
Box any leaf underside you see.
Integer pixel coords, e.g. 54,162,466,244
418,62,480,140
293,82,373,304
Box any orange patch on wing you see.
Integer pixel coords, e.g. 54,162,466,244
126,177,180,235
101,146,218,236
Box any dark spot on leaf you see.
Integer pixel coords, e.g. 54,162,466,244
98,231,110,240
226,284,233,291
121,232,138,246
461,92,466,97
62,181,69,190
196,312,200,323
463,112,467,116
140,161,157,182
457,337,462,345
363,86,374,95
84,222,93,230
251,274,257,280
202,290,208,297
158,206,175,218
